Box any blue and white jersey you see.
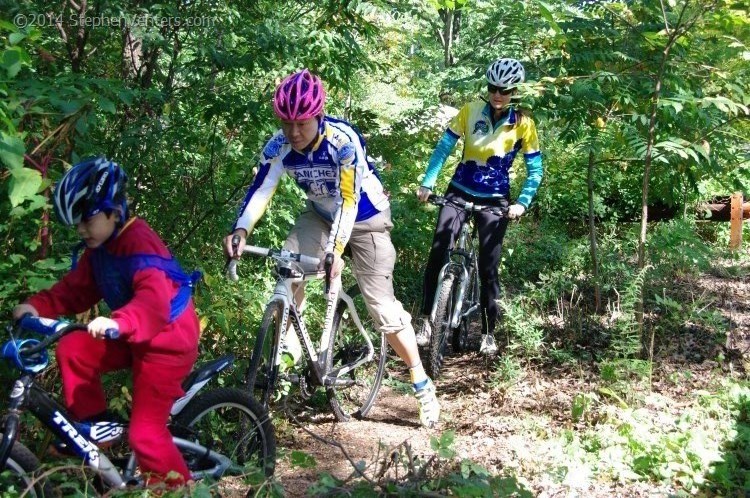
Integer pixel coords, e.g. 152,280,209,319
233,116,389,255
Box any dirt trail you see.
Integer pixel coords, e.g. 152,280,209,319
265,267,750,497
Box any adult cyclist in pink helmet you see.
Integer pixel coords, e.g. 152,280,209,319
223,69,440,428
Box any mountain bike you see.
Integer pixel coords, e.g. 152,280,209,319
0,315,276,496
424,194,508,379
227,243,387,422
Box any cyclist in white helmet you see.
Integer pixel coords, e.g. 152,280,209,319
415,58,544,355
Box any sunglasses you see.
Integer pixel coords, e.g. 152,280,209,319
487,84,515,96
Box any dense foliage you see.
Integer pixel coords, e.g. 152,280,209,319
0,0,748,495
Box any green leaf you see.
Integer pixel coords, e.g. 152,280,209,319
8,32,26,45
26,277,58,292
535,0,564,35
290,450,316,468
0,132,25,169
1,47,25,77
598,387,628,408
187,482,213,498
572,393,586,422
98,97,116,114
9,167,42,207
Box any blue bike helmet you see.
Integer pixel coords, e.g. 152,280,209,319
53,157,129,225
1,339,49,374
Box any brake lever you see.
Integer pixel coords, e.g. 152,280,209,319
225,234,241,272
324,253,335,294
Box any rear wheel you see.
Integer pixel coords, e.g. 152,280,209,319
326,285,387,421
427,273,456,379
0,437,53,497
247,302,283,407
172,387,276,478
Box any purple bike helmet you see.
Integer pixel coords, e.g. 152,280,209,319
273,69,326,121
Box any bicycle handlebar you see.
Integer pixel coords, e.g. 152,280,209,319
226,246,321,281
427,194,509,217
15,315,119,356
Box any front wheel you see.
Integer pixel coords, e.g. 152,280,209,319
0,437,54,497
326,285,387,422
172,387,276,478
247,302,283,407
427,273,456,379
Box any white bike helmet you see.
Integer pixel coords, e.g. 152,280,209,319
486,58,525,87
53,157,129,225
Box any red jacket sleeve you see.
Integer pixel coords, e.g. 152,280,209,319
26,253,102,318
111,267,175,344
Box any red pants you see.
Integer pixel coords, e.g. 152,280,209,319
56,331,194,483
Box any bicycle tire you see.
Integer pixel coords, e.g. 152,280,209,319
247,301,283,407
326,284,387,422
452,260,478,352
0,436,54,497
427,272,456,379
172,387,276,478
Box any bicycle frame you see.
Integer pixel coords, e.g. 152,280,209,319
232,246,374,388
427,194,508,331
1,374,130,487
0,319,237,489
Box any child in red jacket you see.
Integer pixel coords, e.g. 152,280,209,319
13,157,200,486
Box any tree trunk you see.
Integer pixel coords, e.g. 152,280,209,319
56,0,91,73
637,0,709,357
637,49,669,347
587,149,601,312
441,8,454,67
122,26,143,80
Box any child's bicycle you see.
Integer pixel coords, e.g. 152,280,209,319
423,194,508,379
227,243,387,422
0,315,276,496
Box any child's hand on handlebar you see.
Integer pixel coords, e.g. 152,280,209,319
12,304,38,321
88,317,119,339
416,186,432,203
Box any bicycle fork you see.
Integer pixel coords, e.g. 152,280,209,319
430,264,470,330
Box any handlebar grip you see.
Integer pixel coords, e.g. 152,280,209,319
104,328,120,340
244,245,272,257
226,259,239,281
300,254,321,266
224,234,243,276
19,315,68,336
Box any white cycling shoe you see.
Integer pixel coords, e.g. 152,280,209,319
413,378,440,428
479,334,498,355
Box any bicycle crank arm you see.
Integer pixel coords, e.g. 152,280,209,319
174,437,234,480
322,357,373,386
